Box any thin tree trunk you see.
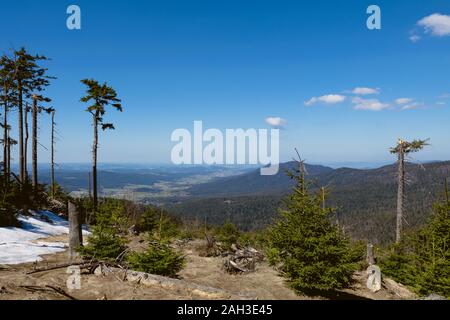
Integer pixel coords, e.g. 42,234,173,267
18,79,25,183
32,96,38,188
3,94,8,181
92,115,98,210
396,149,405,243
321,187,326,210
51,111,55,198
6,128,11,177
445,178,449,206
366,243,375,265
88,172,92,199
24,102,29,178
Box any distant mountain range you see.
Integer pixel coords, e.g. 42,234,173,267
33,160,450,244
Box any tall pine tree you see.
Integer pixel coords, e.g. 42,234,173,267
80,79,122,210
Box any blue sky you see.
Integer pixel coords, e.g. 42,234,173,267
1,0,450,165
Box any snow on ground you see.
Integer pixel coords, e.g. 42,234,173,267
0,211,89,265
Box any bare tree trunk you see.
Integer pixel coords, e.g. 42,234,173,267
51,110,55,198
68,201,83,261
24,102,29,178
6,128,11,177
92,116,98,210
18,79,25,183
445,178,449,206
396,149,405,243
3,95,8,181
367,243,375,265
88,172,92,199
320,187,326,210
32,96,38,188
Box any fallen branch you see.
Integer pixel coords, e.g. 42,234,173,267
26,261,96,275
19,285,77,300
46,285,77,300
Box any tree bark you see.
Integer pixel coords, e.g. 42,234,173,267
51,111,55,198
24,102,29,178
6,127,10,177
396,149,405,243
3,93,8,181
32,96,38,188
92,115,98,210
367,243,375,265
18,79,25,183
68,201,83,261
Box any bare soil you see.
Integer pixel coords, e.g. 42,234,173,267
0,235,416,300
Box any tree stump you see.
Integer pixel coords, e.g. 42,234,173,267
68,202,83,261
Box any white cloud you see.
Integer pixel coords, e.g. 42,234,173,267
352,97,389,111
409,34,421,43
395,98,413,105
436,101,446,105
265,117,287,128
401,102,423,110
352,87,379,95
418,13,450,36
305,94,346,106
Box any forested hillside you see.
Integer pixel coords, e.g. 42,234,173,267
169,161,450,243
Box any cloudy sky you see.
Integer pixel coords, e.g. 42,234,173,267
1,0,450,165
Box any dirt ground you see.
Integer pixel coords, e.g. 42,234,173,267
0,235,417,300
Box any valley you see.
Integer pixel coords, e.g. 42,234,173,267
39,160,450,244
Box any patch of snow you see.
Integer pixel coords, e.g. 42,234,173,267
0,211,90,265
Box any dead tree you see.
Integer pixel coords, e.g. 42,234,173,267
390,138,429,243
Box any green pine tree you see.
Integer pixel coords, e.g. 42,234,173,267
127,241,185,277
267,157,357,294
79,200,128,261
417,199,450,297
216,220,241,250
136,208,158,233
380,182,450,298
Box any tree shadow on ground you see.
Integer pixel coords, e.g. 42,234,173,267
302,289,372,300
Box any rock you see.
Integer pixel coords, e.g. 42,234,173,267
93,265,104,276
383,277,417,299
